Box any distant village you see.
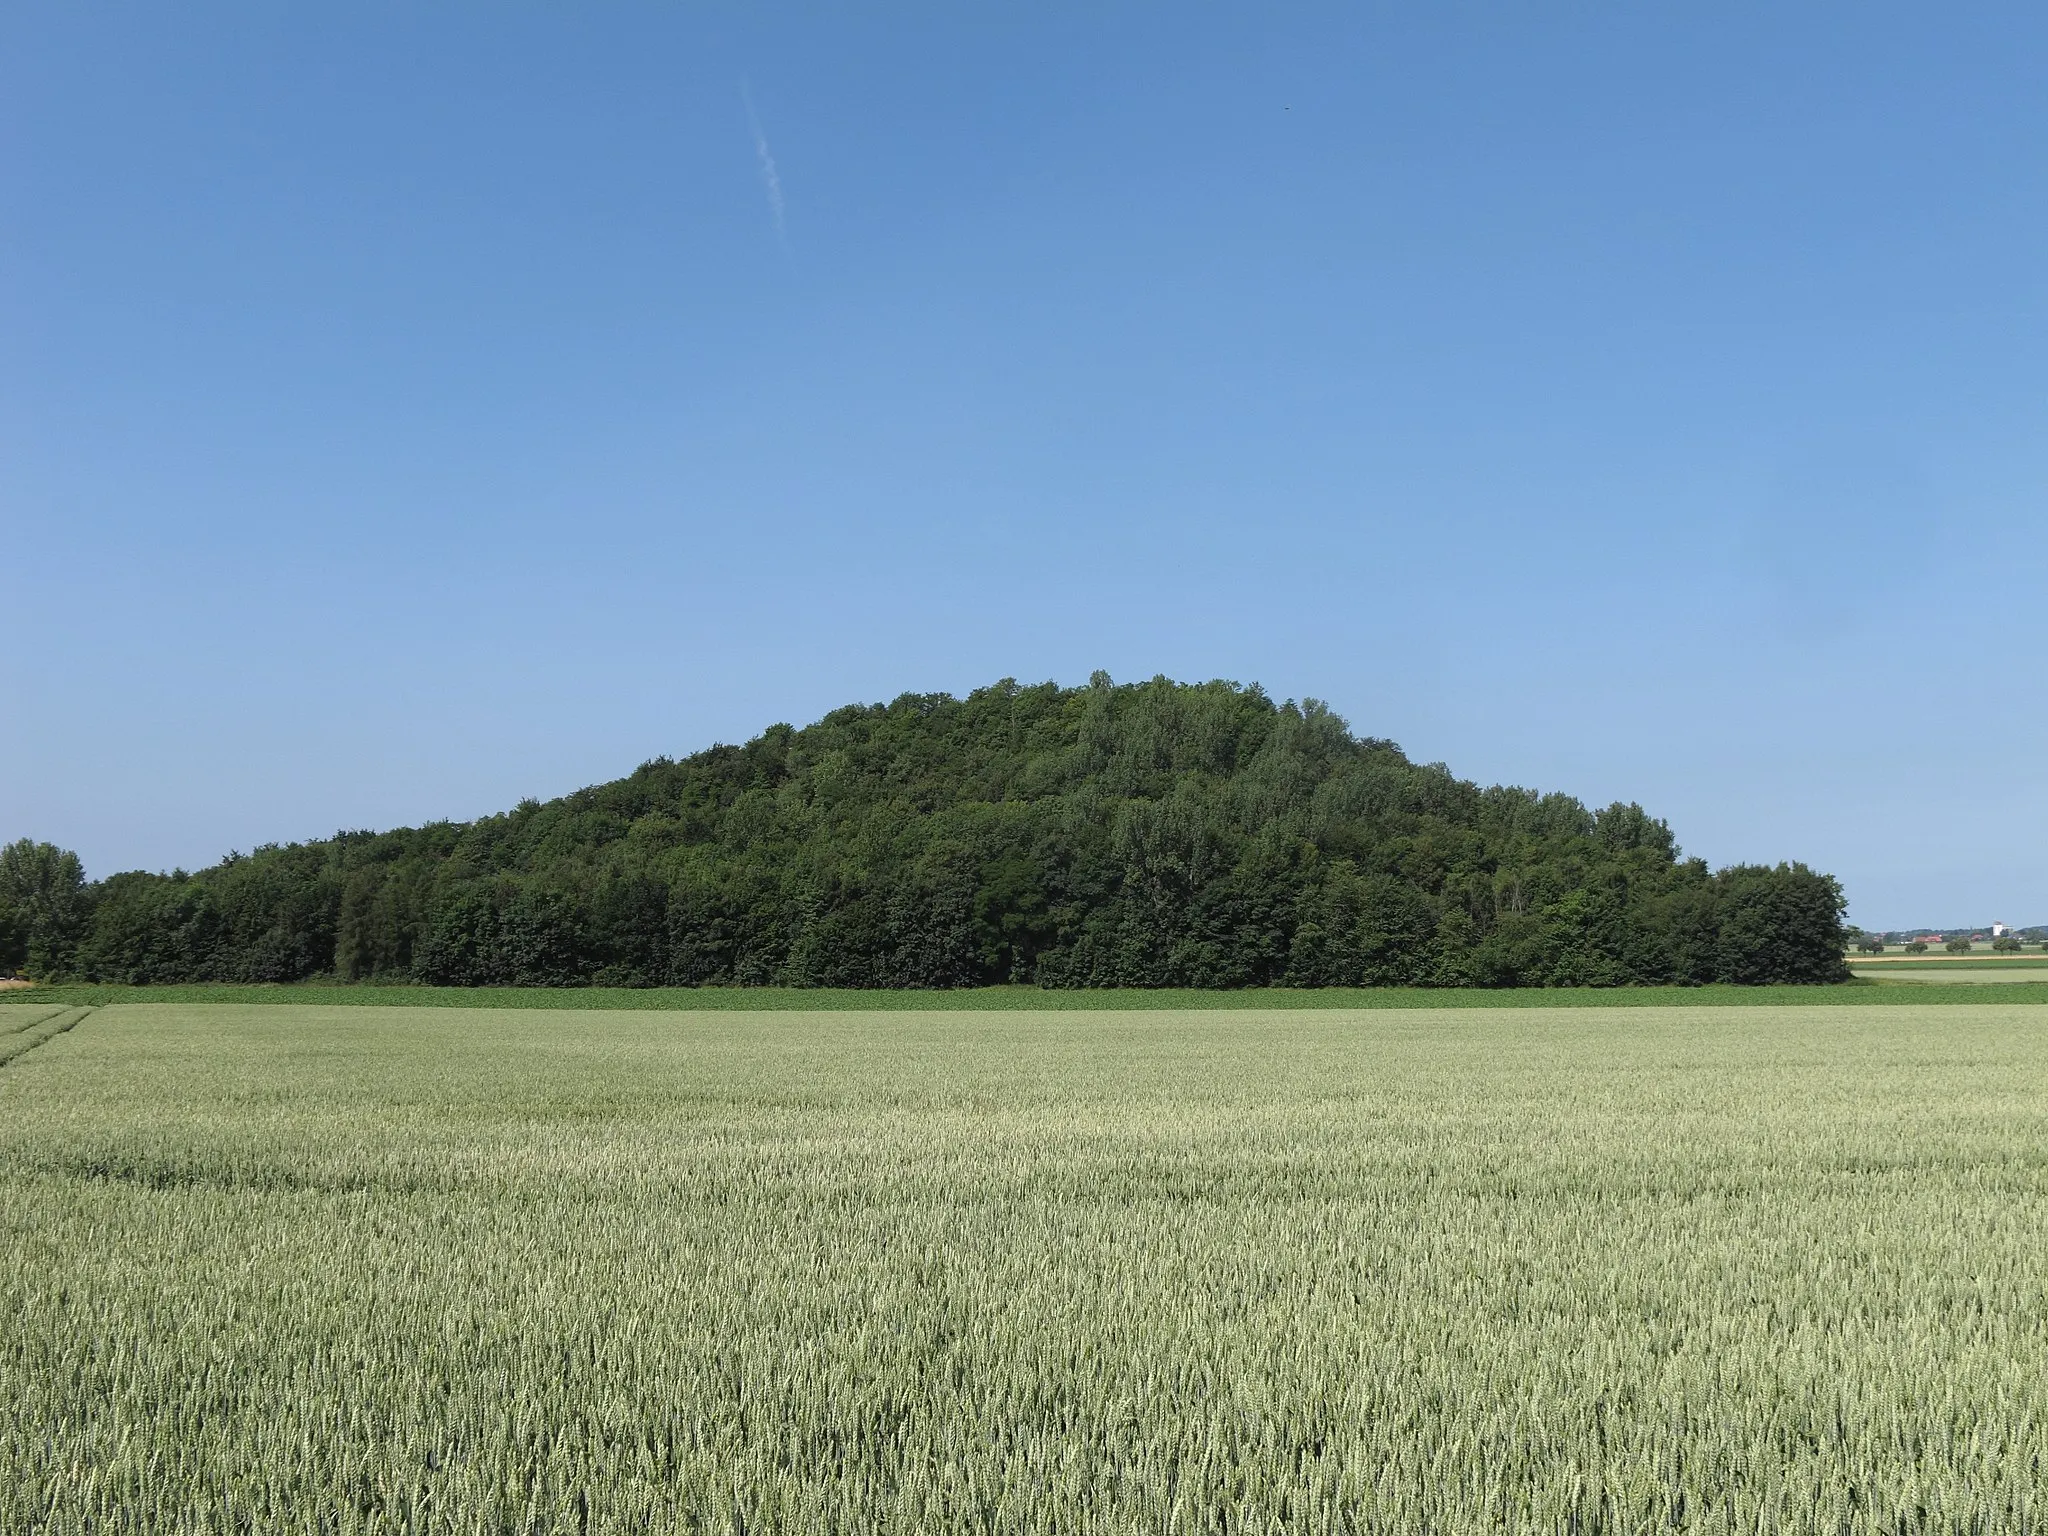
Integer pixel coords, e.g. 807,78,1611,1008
1851,922,2047,954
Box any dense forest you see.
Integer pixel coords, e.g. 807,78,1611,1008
1,675,1848,988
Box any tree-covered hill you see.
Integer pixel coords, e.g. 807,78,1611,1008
3,675,1848,988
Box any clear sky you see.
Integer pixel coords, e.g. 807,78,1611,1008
3,4,2043,931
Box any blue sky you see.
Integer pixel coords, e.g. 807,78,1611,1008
2,4,2043,930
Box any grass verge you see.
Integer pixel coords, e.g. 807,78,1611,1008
5,979,2047,1009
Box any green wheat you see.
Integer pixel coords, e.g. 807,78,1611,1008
3,1002,2045,1533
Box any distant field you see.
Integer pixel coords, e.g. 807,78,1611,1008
1853,953,2048,966
1852,966,2048,984
1850,954,2048,985
5,1001,2048,1531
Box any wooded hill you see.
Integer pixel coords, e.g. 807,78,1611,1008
4,675,1848,988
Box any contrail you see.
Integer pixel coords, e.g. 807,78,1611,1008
740,79,786,241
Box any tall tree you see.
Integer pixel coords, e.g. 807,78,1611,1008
0,839,89,979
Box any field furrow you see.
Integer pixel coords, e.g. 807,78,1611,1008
0,1007,96,1067
1,1004,68,1035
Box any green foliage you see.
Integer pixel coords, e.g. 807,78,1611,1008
0,839,88,979
4,1001,2046,1528
1992,935,2023,953
28,675,1851,988
1947,936,1975,954
1906,940,1930,954
1712,863,1854,984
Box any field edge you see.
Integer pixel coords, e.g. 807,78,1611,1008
7,980,2048,1011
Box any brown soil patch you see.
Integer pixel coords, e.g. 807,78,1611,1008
0,978,34,991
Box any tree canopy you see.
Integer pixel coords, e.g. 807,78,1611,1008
16,675,1849,988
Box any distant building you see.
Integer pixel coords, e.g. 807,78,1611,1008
1992,922,2011,939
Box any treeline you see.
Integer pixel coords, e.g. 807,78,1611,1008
2,675,1849,988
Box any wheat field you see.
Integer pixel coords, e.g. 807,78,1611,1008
3,1001,2046,1533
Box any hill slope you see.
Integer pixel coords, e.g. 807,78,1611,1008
15,675,1847,987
